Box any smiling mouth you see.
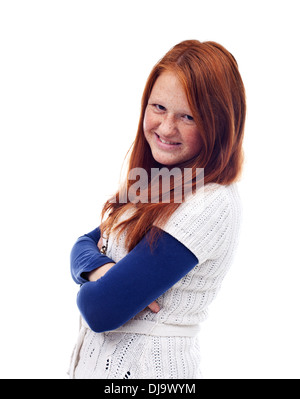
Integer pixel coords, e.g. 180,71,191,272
155,133,181,145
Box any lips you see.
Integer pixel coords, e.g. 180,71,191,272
155,133,181,146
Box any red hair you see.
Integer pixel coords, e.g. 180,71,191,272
101,40,246,251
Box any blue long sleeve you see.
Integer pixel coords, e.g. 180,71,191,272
70,227,115,285
76,227,198,333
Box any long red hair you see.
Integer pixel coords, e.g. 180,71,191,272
101,40,246,251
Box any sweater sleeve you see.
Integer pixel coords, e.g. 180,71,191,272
76,227,198,333
156,183,238,263
70,227,115,285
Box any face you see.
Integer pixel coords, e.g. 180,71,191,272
143,71,201,166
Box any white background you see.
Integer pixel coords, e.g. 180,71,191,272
0,0,299,379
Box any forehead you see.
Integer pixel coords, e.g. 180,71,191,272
149,71,190,110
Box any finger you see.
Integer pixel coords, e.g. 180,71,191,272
148,301,160,313
97,237,103,250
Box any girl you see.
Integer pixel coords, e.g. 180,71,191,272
69,39,246,379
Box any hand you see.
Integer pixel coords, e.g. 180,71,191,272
86,262,116,282
97,237,103,251
147,300,160,313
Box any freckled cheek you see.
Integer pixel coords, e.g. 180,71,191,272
143,111,159,135
184,129,202,154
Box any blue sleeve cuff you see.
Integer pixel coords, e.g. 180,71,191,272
70,227,115,285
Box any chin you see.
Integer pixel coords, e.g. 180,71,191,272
154,159,179,167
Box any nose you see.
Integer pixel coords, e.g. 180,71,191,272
157,114,177,137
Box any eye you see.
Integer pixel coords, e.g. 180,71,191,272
153,104,166,112
183,114,194,122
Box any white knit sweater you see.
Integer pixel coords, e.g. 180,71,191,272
69,183,241,379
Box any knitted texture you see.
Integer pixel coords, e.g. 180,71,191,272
71,183,241,379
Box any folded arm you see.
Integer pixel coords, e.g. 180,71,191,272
70,226,115,285
75,226,198,333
